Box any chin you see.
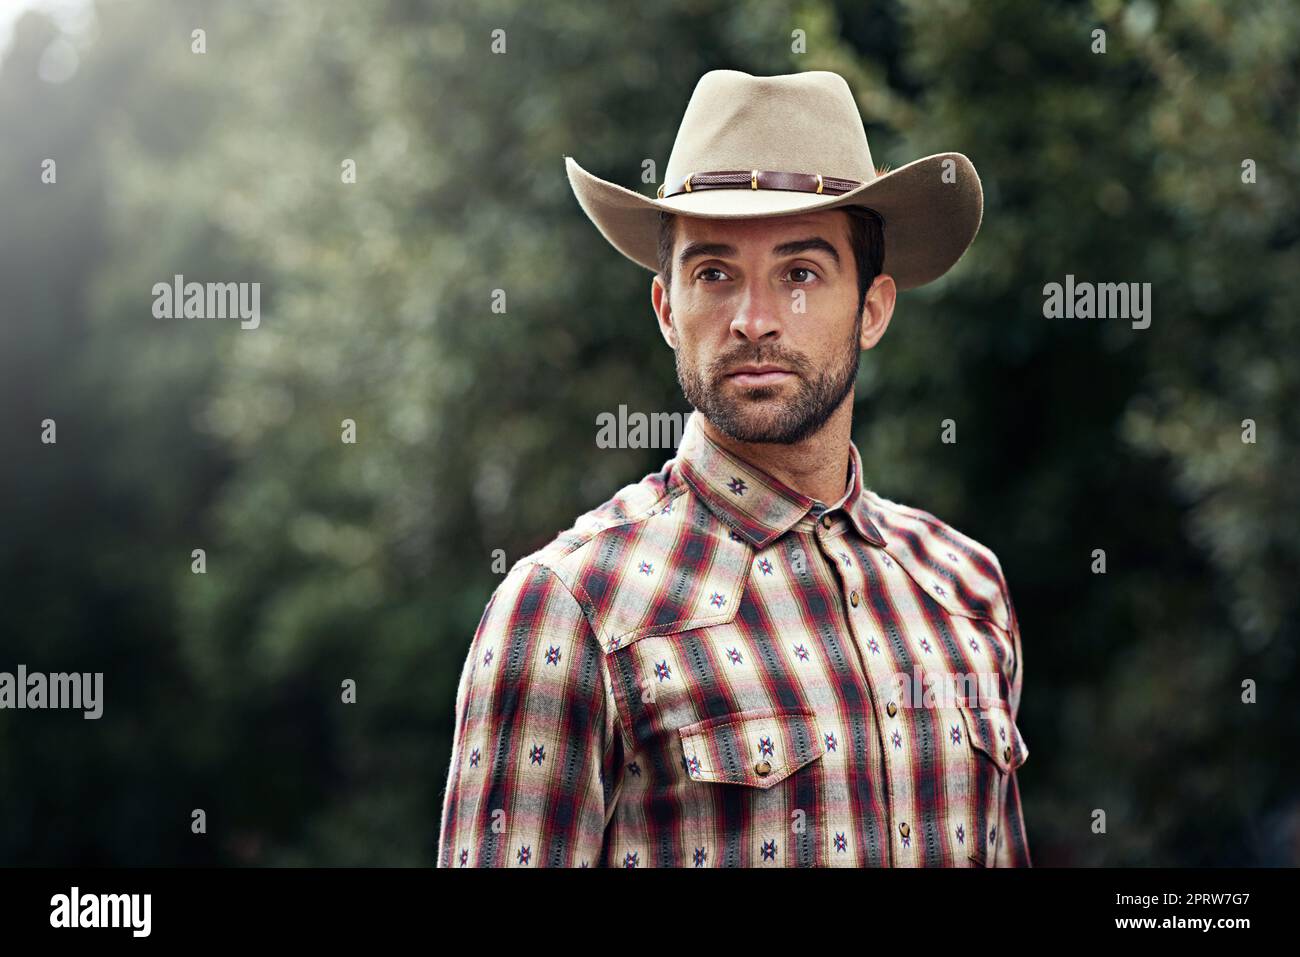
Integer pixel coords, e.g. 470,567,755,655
731,385,785,401
718,408,796,442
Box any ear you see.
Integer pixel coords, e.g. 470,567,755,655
859,273,897,351
651,274,677,349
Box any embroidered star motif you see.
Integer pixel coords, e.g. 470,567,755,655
757,736,774,758
933,583,948,597
825,732,837,751
623,851,639,868
956,824,965,845
545,645,561,665
867,637,880,655
727,476,748,496
482,648,493,666
654,660,672,681
693,847,708,867
460,848,469,865
709,592,727,609
726,647,743,665
834,832,847,852
469,748,480,768
838,551,852,567
758,557,773,575
686,755,701,777
638,560,653,575
968,637,980,652
628,761,641,777
920,637,933,654
950,725,962,745
517,845,531,865
529,743,546,765
892,730,903,750
761,839,777,861
947,551,960,562
793,643,809,661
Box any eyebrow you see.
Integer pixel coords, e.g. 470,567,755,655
677,236,841,270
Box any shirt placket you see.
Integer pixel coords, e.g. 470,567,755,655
811,504,915,867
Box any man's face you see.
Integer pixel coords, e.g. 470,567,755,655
653,210,883,445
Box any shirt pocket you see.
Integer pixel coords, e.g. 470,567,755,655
675,707,830,866
678,707,827,789
955,699,1028,866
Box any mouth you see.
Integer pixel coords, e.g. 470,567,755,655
724,364,794,387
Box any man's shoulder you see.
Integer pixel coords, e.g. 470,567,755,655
862,489,1013,631
490,464,682,631
863,489,1006,572
492,461,743,650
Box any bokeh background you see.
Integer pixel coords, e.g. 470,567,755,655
1,0,1297,866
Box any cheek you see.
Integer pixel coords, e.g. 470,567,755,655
670,301,723,349
674,280,737,319
791,315,856,362
674,330,725,379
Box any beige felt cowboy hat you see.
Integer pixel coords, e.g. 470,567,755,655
564,69,983,290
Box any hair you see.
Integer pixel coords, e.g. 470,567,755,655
656,205,885,317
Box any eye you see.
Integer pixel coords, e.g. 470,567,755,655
697,266,729,282
787,266,819,284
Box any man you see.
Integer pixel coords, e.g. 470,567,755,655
438,69,1029,867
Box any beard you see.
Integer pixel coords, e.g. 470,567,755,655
676,309,862,445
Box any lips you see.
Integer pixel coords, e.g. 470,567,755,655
725,364,793,387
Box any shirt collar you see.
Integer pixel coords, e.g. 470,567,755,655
673,411,888,550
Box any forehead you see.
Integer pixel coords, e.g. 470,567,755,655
674,208,850,251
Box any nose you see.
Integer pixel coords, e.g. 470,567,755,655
728,278,785,342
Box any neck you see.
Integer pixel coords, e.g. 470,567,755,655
697,400,854,505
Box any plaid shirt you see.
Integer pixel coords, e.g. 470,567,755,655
438,411,1030,867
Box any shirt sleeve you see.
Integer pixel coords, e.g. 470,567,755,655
994,576,1032,867
436,561,624,867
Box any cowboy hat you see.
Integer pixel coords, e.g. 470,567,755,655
564,69,983,291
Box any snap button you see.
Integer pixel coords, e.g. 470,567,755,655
850,590,860,607
886,701,897,717
899,822,910,839
1003,745,1012,763
754,760,772,776
821,514,833,529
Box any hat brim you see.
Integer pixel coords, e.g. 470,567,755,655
564,152,982,291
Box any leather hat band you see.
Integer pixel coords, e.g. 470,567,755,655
657,168,863,200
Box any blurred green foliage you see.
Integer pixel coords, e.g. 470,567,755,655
1,0,1296,865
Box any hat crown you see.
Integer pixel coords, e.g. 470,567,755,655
663,70,876,190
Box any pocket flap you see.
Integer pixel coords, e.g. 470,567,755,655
959,699,1029,775
678,707,826,790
